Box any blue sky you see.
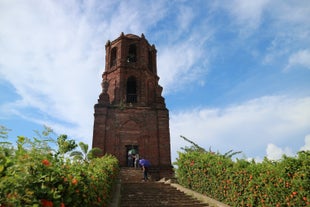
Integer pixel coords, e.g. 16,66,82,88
1,0,310,162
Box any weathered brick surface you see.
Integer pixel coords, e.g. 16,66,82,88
92,33,172,178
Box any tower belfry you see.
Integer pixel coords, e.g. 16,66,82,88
92,33,172,178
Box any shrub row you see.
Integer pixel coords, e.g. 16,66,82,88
175,145,309,206
0,127,119,207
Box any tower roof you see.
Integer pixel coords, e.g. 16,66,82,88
124,33,140,39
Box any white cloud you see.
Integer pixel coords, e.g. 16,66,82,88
170,96,310,161
158,42,199,91
157,33,211,93
219,0,270,34
108,1,168,37
0,1,169,143
266,143,293,160
271,1,310,25
216,0,310,69
0,1,107,140
233,0,269,23
261,1,310,67
300,134,310,151
177,5,194,31
285,49,310,71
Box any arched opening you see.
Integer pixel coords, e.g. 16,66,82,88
110,47,117,67
126,76,137,103
126,145,139,167
127,44,137,62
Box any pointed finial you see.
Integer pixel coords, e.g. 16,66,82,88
121,32,124,37
141,33,145,39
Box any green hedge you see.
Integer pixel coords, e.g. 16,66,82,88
0,127,119,207
175,146,310,206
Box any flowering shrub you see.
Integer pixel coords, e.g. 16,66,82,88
175,136,310,207
0,126,119,207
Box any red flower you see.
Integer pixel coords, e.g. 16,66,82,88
60,203,65,207
41,199,53,207
42,159,50,167
190,161,195,166
72,178,78,185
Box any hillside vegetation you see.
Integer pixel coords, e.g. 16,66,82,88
0,126,119,207
174,136,310,207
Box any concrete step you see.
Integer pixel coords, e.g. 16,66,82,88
120,167,146,183
119,168,209,207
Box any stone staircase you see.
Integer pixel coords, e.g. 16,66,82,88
119,168,210,207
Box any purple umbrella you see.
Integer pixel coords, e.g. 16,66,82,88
139,159,150,167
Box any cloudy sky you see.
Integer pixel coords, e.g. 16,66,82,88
1,0,310,162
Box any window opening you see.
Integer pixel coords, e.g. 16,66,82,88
126,77,137,103
110,47,117,67
127,44,137,62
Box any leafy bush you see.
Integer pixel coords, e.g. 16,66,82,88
174,136,310,207
0,126,119,207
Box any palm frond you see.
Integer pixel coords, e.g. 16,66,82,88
79,142,89,155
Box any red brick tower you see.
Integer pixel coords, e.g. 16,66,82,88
92,33,172,178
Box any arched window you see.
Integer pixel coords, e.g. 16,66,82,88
110,47,117,67
126,76,137,103
127,44,137,62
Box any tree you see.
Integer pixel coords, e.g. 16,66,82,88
0,125,11,145
56,134,77,156
70,142,102,162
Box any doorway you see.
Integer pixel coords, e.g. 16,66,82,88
126,145,139,167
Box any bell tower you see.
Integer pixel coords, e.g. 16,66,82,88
92,33,172,178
